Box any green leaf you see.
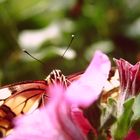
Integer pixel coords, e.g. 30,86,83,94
113,97,134,140
100,98,117,130
132,94,140,121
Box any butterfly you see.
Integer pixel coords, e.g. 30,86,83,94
0,69,81,137
0,68,120,137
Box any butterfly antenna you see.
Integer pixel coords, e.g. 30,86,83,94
61,34,75,58
23,49,45,65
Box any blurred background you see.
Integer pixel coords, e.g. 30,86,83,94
0,0,140,84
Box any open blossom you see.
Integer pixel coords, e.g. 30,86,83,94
4,51,111,140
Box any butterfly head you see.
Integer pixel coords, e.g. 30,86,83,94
45,69,68,86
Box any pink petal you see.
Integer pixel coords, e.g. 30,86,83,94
66,51,111,108
71,107,97,136
4,85,86,140
115,58,140,96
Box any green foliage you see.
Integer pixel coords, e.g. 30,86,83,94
132,94,140,121
85,94,140,139
100,98,117,131
131,94,140,136
0,0,140,84
113,98,134,140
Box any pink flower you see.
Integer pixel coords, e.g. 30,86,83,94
66,51,111,108
115,58,140,98
4,51,111,140
114,59,140,114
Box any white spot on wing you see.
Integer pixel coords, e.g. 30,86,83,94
0,88,11,99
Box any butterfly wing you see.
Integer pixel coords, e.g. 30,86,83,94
0,69,72,137
0,80,48,137
66,71,83,84
0,80,48,115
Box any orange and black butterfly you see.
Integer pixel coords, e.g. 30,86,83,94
0,69,83,137
0,68,120,137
